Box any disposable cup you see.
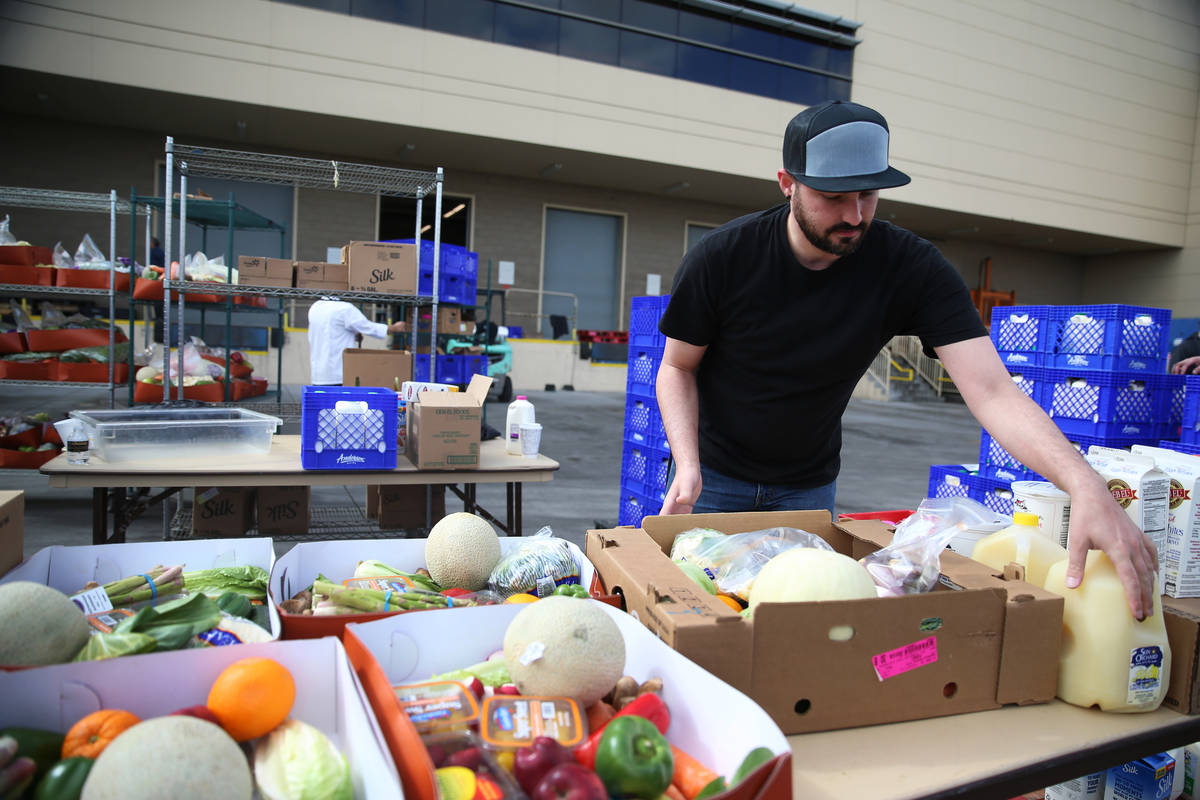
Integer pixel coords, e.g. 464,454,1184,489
519,422,542,458
1011,480,1072,547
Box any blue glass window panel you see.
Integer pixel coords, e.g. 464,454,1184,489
622,0,677,35
726,53,780,97
495,5,560,53
560,17,619,64
829,47,854,78
678,10,730,48
778,68,840,105
676,43,729,87
350,0,423,24
619,30,676,76
779,36,830,72
426,0,495,40
523,0,561,8
562,0,619,22
731,25,780,60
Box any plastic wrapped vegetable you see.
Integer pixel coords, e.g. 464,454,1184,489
668,528,726,564
59,342,132,364
671,527,832,603
487,526,580,598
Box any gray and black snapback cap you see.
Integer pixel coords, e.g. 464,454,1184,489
783,100,911,192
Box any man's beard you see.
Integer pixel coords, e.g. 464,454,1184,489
793,199,869,256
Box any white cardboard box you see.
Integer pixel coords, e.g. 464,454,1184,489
2,537,282,639
272,536,595,603
346,601,790,780
0,637,402,799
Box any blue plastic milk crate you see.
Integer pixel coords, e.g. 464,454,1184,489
621,441,672,495
1159,439,1200,456
626,346,665,391
990,305,1050,367
927,464,974,501
1182,375,1200,444
1062,432,1158,459
978,429,1043,483
1044,368,1170,440
968,472,1015,516
1049,304,1171,372
629,295,670,348
301,385,398,470
624,385,667,447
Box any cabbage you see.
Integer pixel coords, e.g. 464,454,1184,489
254,719,353,800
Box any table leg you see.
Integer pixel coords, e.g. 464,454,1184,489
110,488,127,545
92,487,108,546
515,482,522,536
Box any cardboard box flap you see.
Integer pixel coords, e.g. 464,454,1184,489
465,373,493,403
1164,597,1200,714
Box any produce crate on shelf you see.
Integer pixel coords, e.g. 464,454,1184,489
300,385,398,470
629,294,670,348
990,305,1050,367
1182,375,1200,445
1043,369,1171,440
1049,304,1171,372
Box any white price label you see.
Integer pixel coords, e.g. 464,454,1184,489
71,586,113,615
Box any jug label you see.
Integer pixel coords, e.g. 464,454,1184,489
1128,645,1165,705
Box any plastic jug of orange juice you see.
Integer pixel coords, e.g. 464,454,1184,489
1044,550,1170,712
971,511,1069,586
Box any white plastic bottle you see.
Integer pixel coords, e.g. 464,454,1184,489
505,395,535,455
1044,551,1171,713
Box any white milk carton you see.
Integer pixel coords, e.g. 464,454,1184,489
1047,771,1107,800
1085,447,1170,560
1132,445,1200,599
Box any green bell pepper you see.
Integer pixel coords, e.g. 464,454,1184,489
593,715,674,799
34,757,94,800
552,583,589,598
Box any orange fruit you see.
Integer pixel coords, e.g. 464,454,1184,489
206,657,295,741
504,593,539,604
715,594,743,612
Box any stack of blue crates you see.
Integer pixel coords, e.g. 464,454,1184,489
413,353,490,385
619,295,671,527
932,303,1178,515
389,239,479,304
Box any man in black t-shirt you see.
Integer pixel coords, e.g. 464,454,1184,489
656,100,1158,620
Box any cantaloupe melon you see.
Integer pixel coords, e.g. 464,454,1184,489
503,595,625,705
748,547,877,617
0,581,90,666
82,715,252,800
425,512,502,590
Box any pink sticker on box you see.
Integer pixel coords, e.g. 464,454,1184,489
872,636,938,681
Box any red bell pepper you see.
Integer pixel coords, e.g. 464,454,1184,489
574,692,669,770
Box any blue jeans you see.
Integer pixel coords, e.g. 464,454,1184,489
672,461,837,515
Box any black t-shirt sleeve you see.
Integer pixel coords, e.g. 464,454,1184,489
660,244,719,346
902,245,989,356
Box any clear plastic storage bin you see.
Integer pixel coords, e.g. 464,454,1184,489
70,408,281,463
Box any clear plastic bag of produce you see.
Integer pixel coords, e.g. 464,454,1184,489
59,341,131,364
860,496,1008,596
672,526,832,602
39,301,69,330
10,303,37,332
53,241,73,268
0,215,15,246
73,232,110,269
184,251,230,283
487,526,582,597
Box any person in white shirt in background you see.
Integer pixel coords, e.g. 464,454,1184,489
308,298,406,385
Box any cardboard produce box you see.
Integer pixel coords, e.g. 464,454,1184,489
407,374,492,469
342,349,413,390
256,485,311,537
192,487,255,538
1163,596,1200,714
343,602,792,800
406,305,466,335
237,255,293,287
0,491,22,577
295,260,349,291
0,637,402,799
269,536,596,640
343,241,417,295
586,511,1064,735
0,537,282,639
